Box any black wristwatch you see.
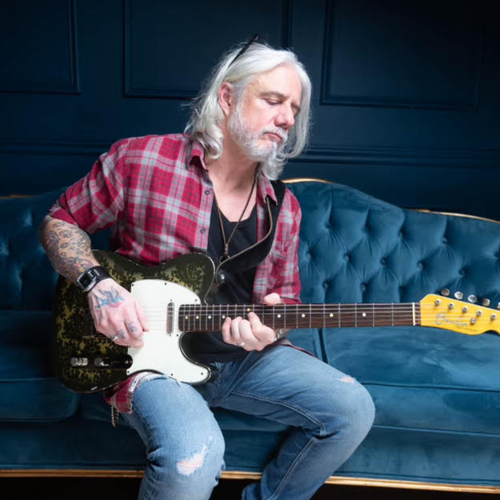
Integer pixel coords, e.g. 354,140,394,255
76,266,111,293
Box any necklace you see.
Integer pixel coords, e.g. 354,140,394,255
213,175,257,262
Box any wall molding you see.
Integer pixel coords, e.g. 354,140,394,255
292,144,500,168
1,139,499,169
320,0,484,110
0,0,80,95
122,0,293,99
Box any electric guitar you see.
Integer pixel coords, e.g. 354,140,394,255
52,250,500,393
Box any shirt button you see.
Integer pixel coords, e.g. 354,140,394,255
204,190,211,195
200,228,206,234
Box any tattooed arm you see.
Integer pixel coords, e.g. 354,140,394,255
39,215,100,281
39,215,147,347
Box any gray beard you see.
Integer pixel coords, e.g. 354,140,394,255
227,106,287,163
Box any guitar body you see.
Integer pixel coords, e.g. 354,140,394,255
52,250,215,393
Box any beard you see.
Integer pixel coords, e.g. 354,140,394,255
227,105,288,163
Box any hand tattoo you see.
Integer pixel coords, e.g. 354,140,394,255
94,288,125,309
127,322,138,333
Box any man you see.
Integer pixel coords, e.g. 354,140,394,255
40,38,375,500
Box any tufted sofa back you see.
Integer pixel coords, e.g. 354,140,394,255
287,181,500,308
2,181,500,311
0,190,64,310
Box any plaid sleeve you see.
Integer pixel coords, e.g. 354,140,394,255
48,139,129,233
268,190,302,305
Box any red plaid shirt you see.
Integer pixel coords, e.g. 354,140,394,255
49,134,302,413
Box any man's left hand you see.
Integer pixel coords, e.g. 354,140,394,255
221,293,282,351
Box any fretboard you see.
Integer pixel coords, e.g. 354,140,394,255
178,303,421,332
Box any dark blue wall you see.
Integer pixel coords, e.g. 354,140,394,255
1,0,499,219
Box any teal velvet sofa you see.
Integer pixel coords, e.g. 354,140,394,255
1,180,500,493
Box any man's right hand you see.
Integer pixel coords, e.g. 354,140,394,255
87,279,149,348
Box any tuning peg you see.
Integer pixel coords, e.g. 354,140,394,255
454,291,464,300
468,295,477,304
441,288,450,297
482,298,491,307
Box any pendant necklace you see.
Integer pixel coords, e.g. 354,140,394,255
214,175,257,263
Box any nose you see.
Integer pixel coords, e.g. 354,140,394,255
275,104,295,130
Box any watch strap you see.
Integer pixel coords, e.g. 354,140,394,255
76,266,111,293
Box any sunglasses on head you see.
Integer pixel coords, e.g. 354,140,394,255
228,34,263,67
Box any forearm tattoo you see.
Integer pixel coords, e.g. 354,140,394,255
40,217,95,282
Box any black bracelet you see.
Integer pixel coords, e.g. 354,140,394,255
76,266,111,293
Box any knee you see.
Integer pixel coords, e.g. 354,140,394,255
322,378,375,444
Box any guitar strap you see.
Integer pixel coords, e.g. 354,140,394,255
215,179,287,275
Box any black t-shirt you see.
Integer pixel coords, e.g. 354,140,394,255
182,202,258,363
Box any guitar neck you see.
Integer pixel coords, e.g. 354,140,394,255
178,302,422,332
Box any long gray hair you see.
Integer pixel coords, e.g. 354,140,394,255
184,40,312,180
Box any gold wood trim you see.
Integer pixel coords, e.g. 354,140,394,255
414,209,500,226
283,177,335,184
1,469,499,493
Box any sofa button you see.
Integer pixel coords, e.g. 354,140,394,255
459,268,466,277
344,254,350,262
380,258,387,266
361,283,367,292
442,237,448,244
417,262,424,270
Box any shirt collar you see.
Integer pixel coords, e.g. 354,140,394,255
257,170,278,205
188,139,278,205
188,140,208,171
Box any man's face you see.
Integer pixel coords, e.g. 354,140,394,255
227,64,302,162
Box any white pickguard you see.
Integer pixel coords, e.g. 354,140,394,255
127,280,211,384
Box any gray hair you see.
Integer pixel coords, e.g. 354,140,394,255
184,40,312,180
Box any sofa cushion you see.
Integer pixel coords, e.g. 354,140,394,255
323,325,500,435
0,311,80,421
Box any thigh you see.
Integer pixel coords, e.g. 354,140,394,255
218,346,374,434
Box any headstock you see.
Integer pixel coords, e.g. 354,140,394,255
420,293,500,336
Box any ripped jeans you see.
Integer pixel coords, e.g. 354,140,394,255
121,345,375,500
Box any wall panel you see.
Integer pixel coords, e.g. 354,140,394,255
0,0,499,222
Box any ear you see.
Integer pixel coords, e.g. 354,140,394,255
218,82,234,117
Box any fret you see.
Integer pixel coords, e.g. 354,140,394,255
177,301,421,332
